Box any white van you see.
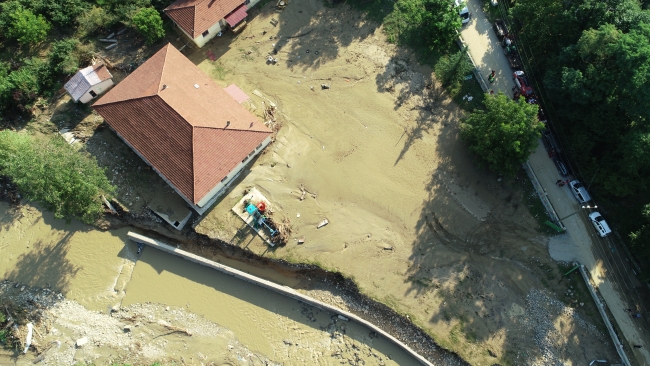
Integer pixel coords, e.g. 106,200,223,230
589,212,612,237
569,180,591,203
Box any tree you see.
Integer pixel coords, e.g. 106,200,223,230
132,7,164,45
7,7,51,44
0,131,115,224
421,0,462,49
434,47,474,86
629,203,650,281
48,39,80,75
460,93,543,176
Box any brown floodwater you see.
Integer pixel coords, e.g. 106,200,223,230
0,202,420,364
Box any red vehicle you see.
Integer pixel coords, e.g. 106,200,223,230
513,70,534,96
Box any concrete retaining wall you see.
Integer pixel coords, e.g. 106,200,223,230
127,232,434,366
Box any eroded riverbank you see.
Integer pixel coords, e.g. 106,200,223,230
0,201,461,365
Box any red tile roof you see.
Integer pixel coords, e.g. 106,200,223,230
93,44,271,206
165,0,244,38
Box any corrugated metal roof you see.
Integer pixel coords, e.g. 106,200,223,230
93,44,272,206
225,4,247,27
64,63,113,102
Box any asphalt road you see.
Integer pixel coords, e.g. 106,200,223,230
459,0,650,364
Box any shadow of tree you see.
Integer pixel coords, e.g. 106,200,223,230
401,115,618,362
4,231,80,294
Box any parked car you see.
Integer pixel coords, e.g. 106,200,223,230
455,0,471,24
569,180,592,203
494,19,508,40
554,158,569,177
513,70,534,96
589,212,612,237
541,129,560,153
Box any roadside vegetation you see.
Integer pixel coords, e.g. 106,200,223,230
504,0,650,276
460,93,543,177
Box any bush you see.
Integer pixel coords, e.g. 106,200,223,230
48,39,80,75
434,47,474,87
0,131,115,224
22,0,90,27
6,7,51,44
77,6,119,37
132,7,164,44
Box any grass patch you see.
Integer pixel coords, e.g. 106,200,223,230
518,168,559,235
211,61,230,80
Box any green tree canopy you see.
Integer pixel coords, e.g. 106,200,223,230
0,131,115,224
6,6,51,44
132,7,164,45
460,93,543,176
434,47,474,87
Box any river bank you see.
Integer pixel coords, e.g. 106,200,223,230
0,201,461,365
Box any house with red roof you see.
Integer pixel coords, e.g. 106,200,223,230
164,0,252,48
93,44,272,214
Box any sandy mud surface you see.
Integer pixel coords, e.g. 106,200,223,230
189,0,620,364
0,202,425,365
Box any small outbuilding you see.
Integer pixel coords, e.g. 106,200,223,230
64,63,114,103
164,0,255,48
92,44,272,215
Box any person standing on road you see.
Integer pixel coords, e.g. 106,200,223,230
488,70,496,83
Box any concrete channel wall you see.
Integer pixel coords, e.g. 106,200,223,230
579,265,631,366
127,232,434,366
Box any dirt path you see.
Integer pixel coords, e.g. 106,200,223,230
460,0,650,363
185,0,619,364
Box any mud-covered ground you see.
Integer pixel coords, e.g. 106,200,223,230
0,0,621,364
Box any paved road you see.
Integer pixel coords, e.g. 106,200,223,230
459,0,650,364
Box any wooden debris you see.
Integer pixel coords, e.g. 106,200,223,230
157,320,192,336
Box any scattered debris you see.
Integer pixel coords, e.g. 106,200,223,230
75,337,88,348
157,319,193,336
337,315,349,321
317,218,329,229
321,84,330,90
99,39,118,43
298,237,305,244
105,43,118,51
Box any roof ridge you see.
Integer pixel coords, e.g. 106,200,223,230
193,125,270,132
93,94,158,107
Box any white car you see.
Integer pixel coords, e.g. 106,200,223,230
569,180,591,203
455,0,471,24
588,212,612,237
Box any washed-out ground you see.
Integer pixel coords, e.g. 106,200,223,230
8,0,620,364
188,0,618,365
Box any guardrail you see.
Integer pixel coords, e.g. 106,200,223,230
522,161,564,229
579,265,631,366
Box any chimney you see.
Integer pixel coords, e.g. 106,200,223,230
161,84,167,91
225,121,230,128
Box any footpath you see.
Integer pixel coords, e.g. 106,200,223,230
459,0,650,364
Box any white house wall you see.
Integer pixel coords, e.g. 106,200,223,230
80,79,114,104
192,20,226,48
196,134,272,208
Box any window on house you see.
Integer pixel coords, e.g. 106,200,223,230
202,30,209,37
89,90,97,98
256,143,263,150
221,175,228,183
242,157,248,164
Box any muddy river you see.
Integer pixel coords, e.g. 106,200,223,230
0,202,420,364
